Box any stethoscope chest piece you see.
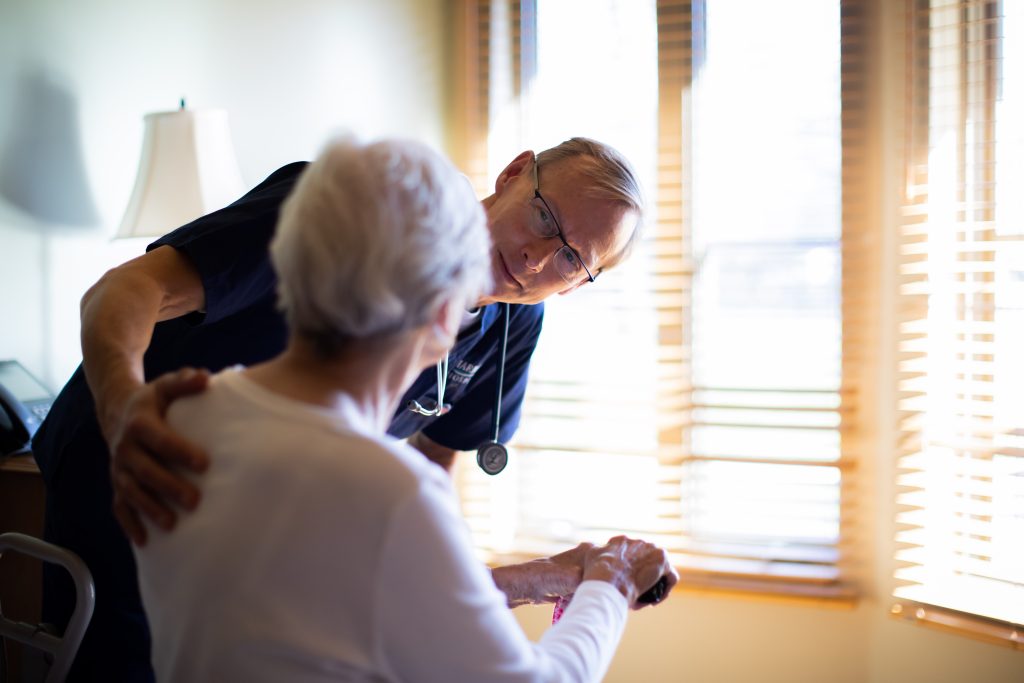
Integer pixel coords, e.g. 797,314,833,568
476,441,508,476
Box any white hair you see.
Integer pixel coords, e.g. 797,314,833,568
270,137,492,357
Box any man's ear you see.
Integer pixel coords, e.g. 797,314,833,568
494,150,535,196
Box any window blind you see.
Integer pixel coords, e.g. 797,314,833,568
452,0,863,600
448,0,493,197
893,0,1024,644
679,0,852,596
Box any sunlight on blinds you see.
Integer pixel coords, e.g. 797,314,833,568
894,0,1024,631
685,0,844,584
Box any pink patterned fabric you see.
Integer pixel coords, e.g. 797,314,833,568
551,595,572,624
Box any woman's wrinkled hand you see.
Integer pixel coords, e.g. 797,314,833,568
582,535,678,609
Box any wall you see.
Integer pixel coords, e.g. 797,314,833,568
516,595,1023,683
0,0,447,390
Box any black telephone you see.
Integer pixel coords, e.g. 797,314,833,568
0,360,54,456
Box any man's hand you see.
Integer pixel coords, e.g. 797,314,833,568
105,368,210,546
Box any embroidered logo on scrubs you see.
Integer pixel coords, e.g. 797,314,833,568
447,359,480,386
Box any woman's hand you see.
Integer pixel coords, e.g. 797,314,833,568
582,535,678,609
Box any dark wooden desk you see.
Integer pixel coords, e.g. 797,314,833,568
0,453,46,677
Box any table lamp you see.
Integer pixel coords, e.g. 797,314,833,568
116,100,244,238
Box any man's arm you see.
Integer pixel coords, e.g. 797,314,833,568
81,245,209,544
83,246,204,435
406,431,458,472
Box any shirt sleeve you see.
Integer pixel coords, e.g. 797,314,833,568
422,303,544,451
372,472,627,683
147,162,308,326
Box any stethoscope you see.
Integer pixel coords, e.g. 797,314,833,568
407,303,510,475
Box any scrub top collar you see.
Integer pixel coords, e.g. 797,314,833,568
456,302,504,344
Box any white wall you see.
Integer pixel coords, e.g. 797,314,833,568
0,0,447,390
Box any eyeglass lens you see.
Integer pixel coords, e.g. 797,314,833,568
554,245,582,283
533,202,584,284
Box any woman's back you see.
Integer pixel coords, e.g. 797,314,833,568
137,368,469,682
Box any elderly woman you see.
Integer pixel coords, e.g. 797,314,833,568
134,138,676,682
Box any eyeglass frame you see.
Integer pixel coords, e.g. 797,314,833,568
531,157,596,285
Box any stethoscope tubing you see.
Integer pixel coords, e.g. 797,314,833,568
490,302,510,443
407,303,512,475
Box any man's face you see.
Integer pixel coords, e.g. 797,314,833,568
478,154,636,307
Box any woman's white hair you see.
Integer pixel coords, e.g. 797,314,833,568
270,137,492,357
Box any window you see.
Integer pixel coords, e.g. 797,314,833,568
892,0,1024,643
452,0,860,599
683,0,848,591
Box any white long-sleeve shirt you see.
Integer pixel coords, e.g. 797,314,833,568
135,369,627,682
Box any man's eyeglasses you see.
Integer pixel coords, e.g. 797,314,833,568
530,158,596,285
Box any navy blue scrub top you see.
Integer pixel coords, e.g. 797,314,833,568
33,162,543,484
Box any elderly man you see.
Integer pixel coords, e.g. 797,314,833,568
33,137,644,680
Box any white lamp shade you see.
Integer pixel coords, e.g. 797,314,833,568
117,108,245,238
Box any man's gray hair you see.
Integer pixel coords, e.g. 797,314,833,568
271,137,492,357
536,137,645,272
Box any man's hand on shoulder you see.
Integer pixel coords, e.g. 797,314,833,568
106,367,210,545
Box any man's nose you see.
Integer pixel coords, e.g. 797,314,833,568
522,241,555,273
